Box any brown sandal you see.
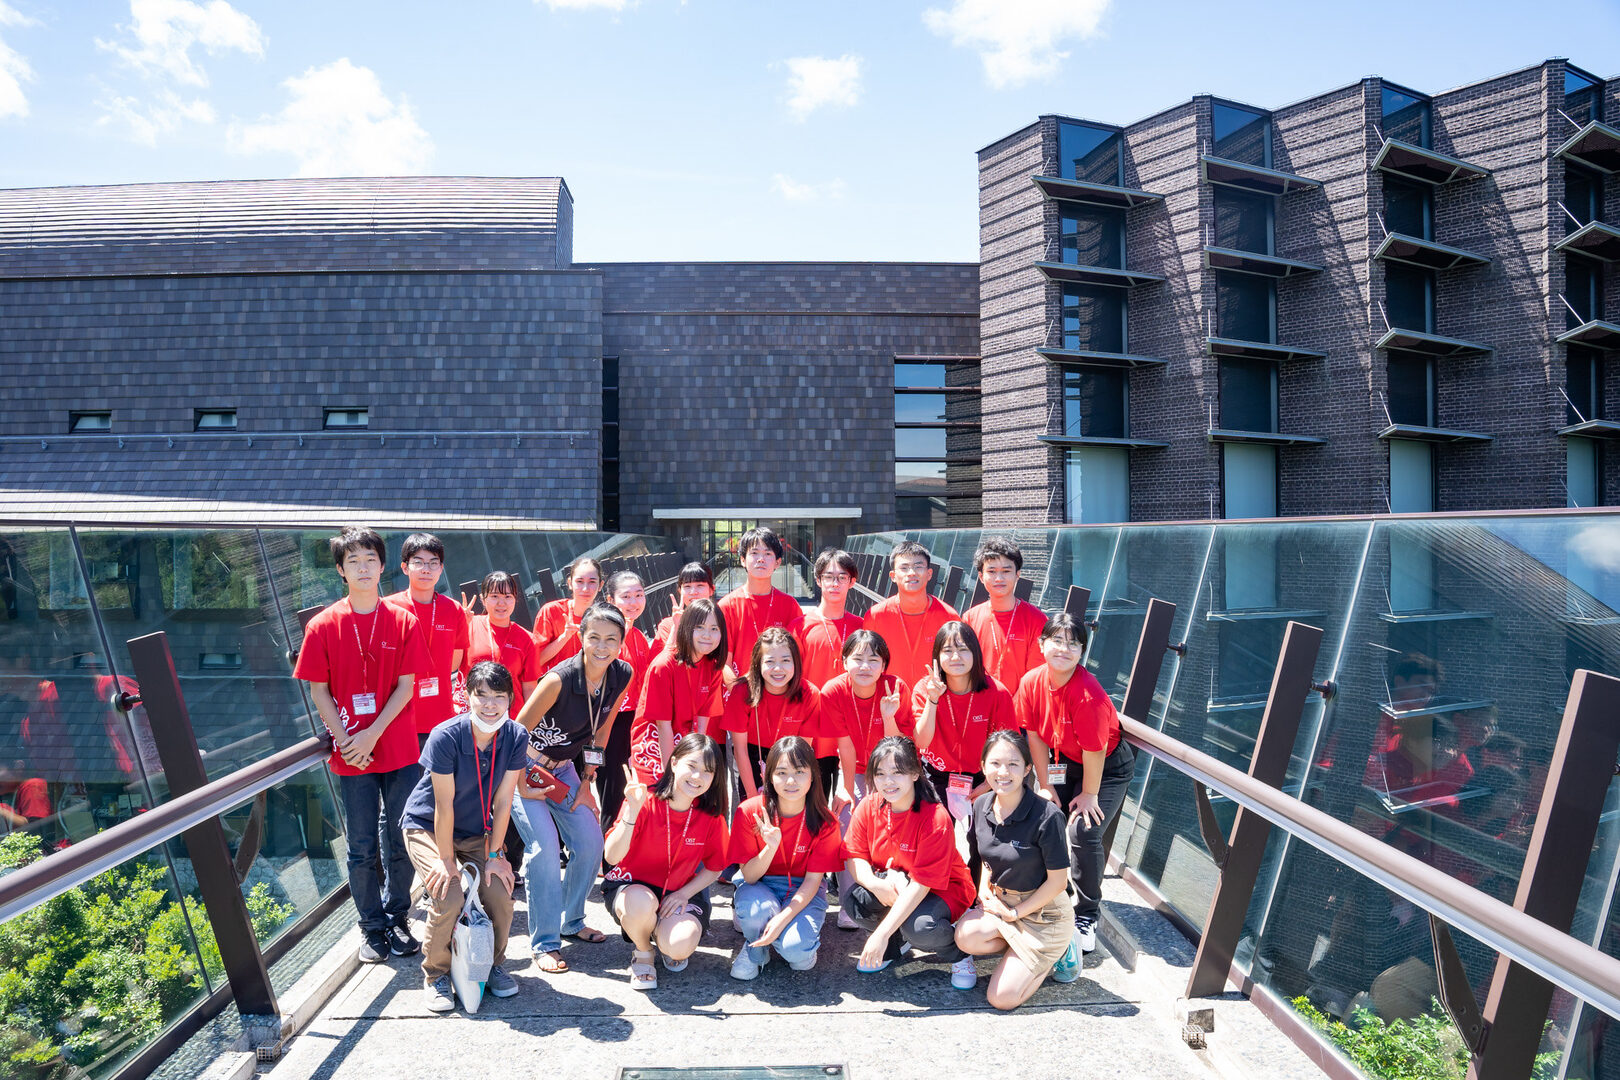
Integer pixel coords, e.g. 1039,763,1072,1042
534,950,569,973
565,927,607,944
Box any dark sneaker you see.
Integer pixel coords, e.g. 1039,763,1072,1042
487,965,519,998
358,929,391,964
424,974,455,1013
387,922,421,957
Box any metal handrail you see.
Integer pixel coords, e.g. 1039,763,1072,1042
0,736,328,924
1121,715,1620,1020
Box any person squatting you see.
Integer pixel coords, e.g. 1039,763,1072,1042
296,525,1129,1013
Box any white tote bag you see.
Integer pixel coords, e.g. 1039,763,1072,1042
449,863,496,1013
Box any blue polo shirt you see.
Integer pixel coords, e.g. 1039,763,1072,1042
399,714,530,840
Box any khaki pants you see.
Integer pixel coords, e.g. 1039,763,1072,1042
403,830,515,980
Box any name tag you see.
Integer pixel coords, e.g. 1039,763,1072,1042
948,773,974,797
418,677,440,698
1047,762,1068,786
582,747,605,767
352,693,377,716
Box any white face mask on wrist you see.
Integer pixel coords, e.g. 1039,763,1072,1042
471,712,509,735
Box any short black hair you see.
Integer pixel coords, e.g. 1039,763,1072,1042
841,628,891,670
564,556,603,585
739,527,784,561
933,620,990,693
866,735,941,811
330,526,385,569
480,570,518,597
653,733,729,818
578,601,627,639
466,660,514,697
677,561,714,588
972,536,1023,574
890,540,931,568
813,548,858,580
399,533,445,565
1039,611,1087,653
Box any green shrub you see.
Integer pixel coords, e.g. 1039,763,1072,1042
0,833,295,1079
1292,996,1563,1080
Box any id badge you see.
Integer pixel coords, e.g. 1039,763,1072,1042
582,747,605,767
948,773,974,798
1047,762,1069,786
352,692,377,716
418,677,440,698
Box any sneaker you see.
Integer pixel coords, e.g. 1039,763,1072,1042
1074,914,1098,954
950,956,978,989
358,929,391,964
836,908,858,931
730,949,763,981
661,952,689,973
387,922,421,957
423,974,455,1013
1051,935,1082,984
787,950,818,972
486,965,518,998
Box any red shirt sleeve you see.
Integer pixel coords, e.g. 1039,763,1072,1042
726,794,766,866
717,682,750,735
800,682,824,738
1013,668,1041,734
292,609,333,683
805,816,846,874
452,601,471,653
905,803,958,893
533,601,564,645
639,655,675,728
843,796,875,862
1070,670,1118,755
696,660,724,718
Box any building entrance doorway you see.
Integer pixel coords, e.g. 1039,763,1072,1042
700,518,815,599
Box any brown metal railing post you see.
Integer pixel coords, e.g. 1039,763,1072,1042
940,565,964,608
1063,585,1091,624
126,631,280,1028
510,569,533,629
1186,620,1323,998
1101,598,1178,857
1470,669,1620,1080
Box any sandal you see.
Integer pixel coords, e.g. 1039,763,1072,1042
565,926,607,944
534,950,568,974
629,949,658,991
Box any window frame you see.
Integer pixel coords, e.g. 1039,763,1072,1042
1384,262,1436,334
1387,354,1437,428
1384,176,1434,241
1059,204,1126,269
1213,186,1275,255
193,408,238,432
1061,367,1129,439
1061,283,1128,354
1210,99,1273,168
1215,269,1278,345
322,407,370,430
1056,120,1125,187
1218,356,1279,433
1380,82,1433,148
1567,347,1605,424
68,410,112,434
1564,65,1605,126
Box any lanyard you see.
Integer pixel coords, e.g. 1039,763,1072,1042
853,680,881,751
583,662,611,736
1048,672,1071,760
413,595,437,657
752,690,787,748
897,603,930,665
940,689,963,766
664,801,695,883
815,613,850,659
473,726,501,834
781,811,808,890
351,606,381,688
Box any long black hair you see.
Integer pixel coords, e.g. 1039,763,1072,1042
672,596,728,669
652,733,728,818
763,735,831,836
932,620,991,694
866,735,941,812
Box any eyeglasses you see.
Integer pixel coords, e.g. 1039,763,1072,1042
407,559,442,571
817,574,853,585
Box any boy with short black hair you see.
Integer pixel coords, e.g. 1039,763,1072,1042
294,526,431,964
718,527,802,679
654,562,715,652
792,548,864,803
384,533,470,746
861,541,958,691
962,536,1048,691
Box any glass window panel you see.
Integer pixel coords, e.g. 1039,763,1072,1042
1212,102,1271,167
1389,439,1435,514
1217,271,1275,344
1381,85,1432,147
1058,121,1122,186
602,423,619,459
1567,347,1603,423
1219,357,1276,432
895,393,948,424
1567,437,1599,508
895,361,948,389
1387,355,1434,427
895,458,947,491
1065,447,1130,524
1384,177,1433,240
1060,206,1124,268
69,411,112,433
895,427,948,459
1062,368,1127,438
602,355,618,388
1222,443,1277,518
1214,188,1273,253
896,495,947,529
1222,527,1279,610
1566,258,1603,327
323,408,368,429
602,390,618,424
194,409,237,430
1385,263,1434,333
1564,167,1600,231
1062,284,1126,354
1564,67,1603,126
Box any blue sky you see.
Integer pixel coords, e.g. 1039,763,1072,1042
0,0,1616,263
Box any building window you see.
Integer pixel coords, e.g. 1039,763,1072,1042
1057,121,1123,186
1211,101,1271,167
1389,440,1436,512
1062,368,1127,438
1214,188,1273,254
1564,66,1604,126
1384,177,1433,240
1567,347,1604,424
1216,270,1275,343
1222,443,1277,518
1060,205,1124,268
1065,448,1129,523
323,407,369,429
1568,438,1600,507
1061,284,1126,354
1381,84,1432,147
602,356,619,530
194,409,237,431
69,411,111,434
1565,166,1601,231
895,358,980,526
1219,357,1277,433
1387,355,1435,427
1566,259,1603,328
1385,263,1434,333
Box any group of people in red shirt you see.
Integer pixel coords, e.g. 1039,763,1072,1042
294,525,1133,1014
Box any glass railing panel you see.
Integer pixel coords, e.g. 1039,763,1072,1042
0,527,159,849
1032,525,1121,614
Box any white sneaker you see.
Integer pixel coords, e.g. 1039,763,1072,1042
730,949,763,981
1075,914,1098,954
837,907,857,930
950,956,978,989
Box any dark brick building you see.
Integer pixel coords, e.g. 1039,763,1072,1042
980,58,1620,528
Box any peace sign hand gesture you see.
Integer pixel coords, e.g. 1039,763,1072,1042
753,810,781,850
879,682,903,723
622,765,650,814
668,592,686,623
916,661,947,706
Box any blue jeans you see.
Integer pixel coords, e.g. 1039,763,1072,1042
339,765,416,933
511,760,604,953
733,875,828,966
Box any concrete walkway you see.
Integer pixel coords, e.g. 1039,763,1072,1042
266,877,1326,1080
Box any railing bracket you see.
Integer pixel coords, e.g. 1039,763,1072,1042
1167,640,1188,656
1193,782,1230,868
1431,916,1490,1057
1311,679,1336,699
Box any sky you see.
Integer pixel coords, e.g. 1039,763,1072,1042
0,0,1617,263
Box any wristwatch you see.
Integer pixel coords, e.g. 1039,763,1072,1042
487,850,506,860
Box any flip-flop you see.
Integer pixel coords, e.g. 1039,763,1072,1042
565,927,607,943
534,950,569,973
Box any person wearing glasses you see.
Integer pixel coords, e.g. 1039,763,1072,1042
792,548,864,809
384,534,470,746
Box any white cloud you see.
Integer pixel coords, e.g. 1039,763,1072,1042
228,59,433,177
0,2,38,120
772,173,846,203
99,0,265,87
1570,524,1620,575
97,89,215,145
923,0,1108,88
782,54,861,121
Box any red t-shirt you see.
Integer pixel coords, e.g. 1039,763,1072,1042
912,679,1017,774
384,591,471,733
464,616,540,712
716,681,824,748
294,597,431,776
605,796,729,893
533,599,588,675
820,672,916,775
861,594,959,692
719,586,804,672
792,611,864,756
619,626,652,715
962,600,1048,696
629,651,724,781
727,793,845,884
653,615,678,652
1014,664,1121,759
843,795,977,919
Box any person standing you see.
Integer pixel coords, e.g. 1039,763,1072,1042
717,627,824,802
601,570,652,836
792,548,863,806
533,556,603,675
464,572,540,712
653,562,714,652
911,621,1017,824
961,537,1048,694
629,598,727,783
384,533,469,746
862,542,958,691
718,527,802,679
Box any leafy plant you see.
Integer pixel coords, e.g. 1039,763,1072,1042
1292,996,1563,1080
0,833,294,1079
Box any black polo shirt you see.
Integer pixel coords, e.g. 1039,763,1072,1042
526,653,633,761
968,785,1069,892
